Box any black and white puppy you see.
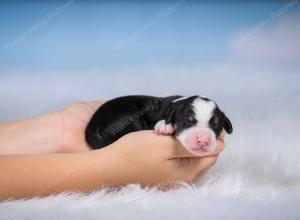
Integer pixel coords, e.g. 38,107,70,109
85,95,233,155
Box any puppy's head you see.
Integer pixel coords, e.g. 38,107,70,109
166,96,233,155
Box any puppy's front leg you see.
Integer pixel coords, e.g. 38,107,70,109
154,120,175,135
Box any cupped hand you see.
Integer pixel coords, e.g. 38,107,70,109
98,129,225,189
0,99,225,191
57,100,225,188
57,100,105,153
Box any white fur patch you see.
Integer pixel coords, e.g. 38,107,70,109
192,98,216,128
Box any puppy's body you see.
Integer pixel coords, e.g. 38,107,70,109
86,95,232,155
86,95,180,148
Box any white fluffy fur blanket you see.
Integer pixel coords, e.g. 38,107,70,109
1,97,300,220
1,67,300,219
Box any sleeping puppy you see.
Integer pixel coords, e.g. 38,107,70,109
85,95,233,155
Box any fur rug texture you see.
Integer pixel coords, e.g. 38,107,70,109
0,67,300,220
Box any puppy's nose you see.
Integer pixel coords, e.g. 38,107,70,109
196,131,211,148
197,137,209,146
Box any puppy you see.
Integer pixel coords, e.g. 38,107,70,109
85,95,233,155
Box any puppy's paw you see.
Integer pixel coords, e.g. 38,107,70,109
154,120,175,135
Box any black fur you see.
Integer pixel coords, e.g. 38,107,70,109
209,107,233,138
85,95,232,149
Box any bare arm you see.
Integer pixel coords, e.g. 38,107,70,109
0,150,108,200
0,112,64,154
0,101,225,200
0,100,104,154
0,130,224,201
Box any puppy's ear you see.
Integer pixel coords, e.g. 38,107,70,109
221,112,233,134
164,105,176,125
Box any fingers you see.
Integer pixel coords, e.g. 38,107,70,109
187,155,218,182
215,129,226,153
171,155,218,184
218,129,225,141
126,129,225,160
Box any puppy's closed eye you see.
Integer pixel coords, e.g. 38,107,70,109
210,116,220,126
186,114,196,124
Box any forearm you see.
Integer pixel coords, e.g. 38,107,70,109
0,130,223,200
0,149,112,200
0,112,63,154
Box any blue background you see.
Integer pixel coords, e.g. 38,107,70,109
0,0,299,122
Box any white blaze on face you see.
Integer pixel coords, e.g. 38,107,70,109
192,98,216,128
176,98,217,155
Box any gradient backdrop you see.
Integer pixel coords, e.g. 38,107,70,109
0,0,299,125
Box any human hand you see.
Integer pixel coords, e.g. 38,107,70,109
58,101,225,188
57,100,106,153
0,130,225,200
97,129,225,189
0,100,225,197
0,100,105,155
